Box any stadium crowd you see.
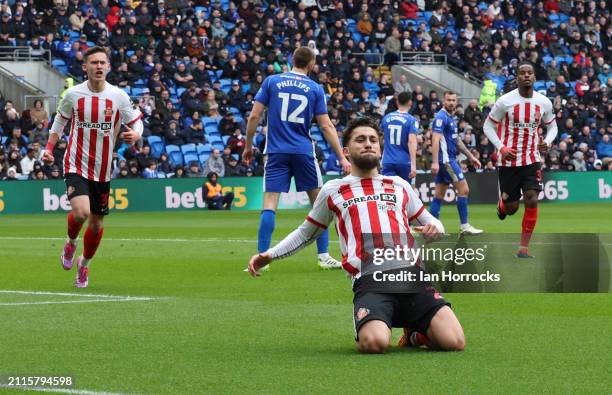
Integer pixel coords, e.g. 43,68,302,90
0,0,610,180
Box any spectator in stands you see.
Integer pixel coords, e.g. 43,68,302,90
182,86,206,116
182,119,206,145
164,120,185,146
46,164,62,180
204,90,221,117
8,127,27,150
204,149,225,177
225,156,245,177
7,150,22,175
571,151,587,172
143,159,160,179
203,172,234,210
17,146,35,177
596,134,612,165
136,145,153,171
174,63,194,89
229,80,245,109
227,128,246,156
219,112,238,137
186,161,204,178
393,74,411,93
29,100,48,128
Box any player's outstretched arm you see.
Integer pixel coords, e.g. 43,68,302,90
431,133,440,174
456,137,481,168
243,102,265,164
317,114,351,174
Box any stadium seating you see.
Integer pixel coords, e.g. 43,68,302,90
147,136,165,159
165,145,184,168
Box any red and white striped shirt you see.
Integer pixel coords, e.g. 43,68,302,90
487,89,555,167
304,175,428,279
55,82,142,182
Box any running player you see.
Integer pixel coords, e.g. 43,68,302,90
430,91,483,235
483,61,558,258
381,92,418,186
248,117,465,354
41,46,143,288
242,47,351,269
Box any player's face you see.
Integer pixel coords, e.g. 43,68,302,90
517,65,535,88
443,94,457,113
84,52,110,83
344,127,381,170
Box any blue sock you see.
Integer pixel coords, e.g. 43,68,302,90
457,196,468,225
257,210,276,253
430,197,442,219
316,228,329,254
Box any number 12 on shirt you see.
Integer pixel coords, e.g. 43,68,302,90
278,92,308,124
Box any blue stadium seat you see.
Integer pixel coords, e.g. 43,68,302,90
542,55,553,66
212,142,224,151
202,117,218,127
1,136,7,146
176,87,187,98
205,125,219,134
165,145,184,167
184,153,199,166
241,83,251,94
197,144,212,155
231,154,239,161
199,153,210,166
147,136,164,159
181,143,197,156
51,59,66,68
534,81,546,92
131,87,143,97
222,135,230,145
208,135,223,144
134,79,146,87
229,107,241,115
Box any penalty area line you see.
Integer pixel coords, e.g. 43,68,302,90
0,384,130,395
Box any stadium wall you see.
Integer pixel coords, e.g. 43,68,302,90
0,172,610,214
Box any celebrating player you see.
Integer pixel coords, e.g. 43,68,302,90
381,92,419,186
430,91,483,235
243,47,351,269
483,61,558,258
248,117,465,354
41,46,143,288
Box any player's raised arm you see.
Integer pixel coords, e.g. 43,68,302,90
248,184,334,277
243,101,265,164
43,92,74,164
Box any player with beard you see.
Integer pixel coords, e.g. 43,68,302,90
483,61,558,258
247,117,465,354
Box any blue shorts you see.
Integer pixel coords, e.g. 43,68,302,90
264,153,323,193
381,163,415,185
435,160,465,185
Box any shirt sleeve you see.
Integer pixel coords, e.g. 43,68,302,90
487,97,506,124
404,183,425,222
431,114,445,134
254,76,270,106
56,90,74,120
118,90,143,126
314,84,328,116
408,117,419,135
541,97,555,125
306,183,335,229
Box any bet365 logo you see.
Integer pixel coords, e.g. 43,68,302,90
599,179,611,199
43,188,129,211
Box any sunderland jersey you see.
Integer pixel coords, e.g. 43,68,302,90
254,71,328,157
56,82,142,182
487,89,555,167
306,175,426,279
381,111,419,165
432,108,458,164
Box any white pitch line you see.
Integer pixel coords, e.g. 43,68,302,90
0,298,153,306
0,384,129,395
0,290,153,299
0,236,259,243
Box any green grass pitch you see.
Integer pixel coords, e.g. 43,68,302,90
1,203,611,394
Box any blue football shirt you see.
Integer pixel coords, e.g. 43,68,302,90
381,111,419,165
254,71,327,156
432,108,458,163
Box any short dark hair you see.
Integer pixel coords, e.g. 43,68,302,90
84,46,110,61
292,47,315,68
397,92,411,105
342,117,382,147
517,60,534,71
443,90,457,97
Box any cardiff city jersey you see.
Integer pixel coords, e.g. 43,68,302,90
381,111,419,165
432,108,458,164
254,71,327,157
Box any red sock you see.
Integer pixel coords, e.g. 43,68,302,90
498,199,506,215
83,227,104,259
67,212,84,240
520,207,538,249
411,332,435,349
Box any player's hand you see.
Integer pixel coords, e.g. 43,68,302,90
413,223,443,242
409,166,417,179
41,150,54,165
340,157,352,175
538,141,549,155
431,162,439,175
470,157,482,169
248,252,272,277
122,127,140,145
242,147,253,164
500,146,517,161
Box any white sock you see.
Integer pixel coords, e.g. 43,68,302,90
460,223,470,230
80,256,92,267
318,253,330,260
